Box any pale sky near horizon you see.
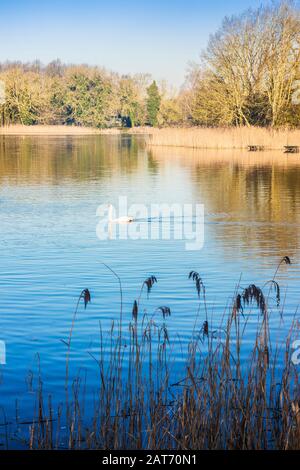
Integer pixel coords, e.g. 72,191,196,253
0,0,298,88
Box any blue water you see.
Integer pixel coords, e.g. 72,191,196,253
0,135,300,445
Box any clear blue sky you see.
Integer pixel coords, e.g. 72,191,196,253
0,0,287,87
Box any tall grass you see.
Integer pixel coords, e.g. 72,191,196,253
4,258,300,450
146,127,300,150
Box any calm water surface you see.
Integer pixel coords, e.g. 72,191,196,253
0,135,300,435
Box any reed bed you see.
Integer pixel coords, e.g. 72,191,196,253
146,127,300,150
3,258,300,450
0,125,121,136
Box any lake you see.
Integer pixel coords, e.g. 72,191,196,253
0,134,300,446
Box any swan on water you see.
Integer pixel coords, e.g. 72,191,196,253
108,204,134,223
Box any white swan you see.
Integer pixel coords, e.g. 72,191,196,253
108,204,134,223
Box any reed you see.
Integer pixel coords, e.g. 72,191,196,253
146,127,300,150
3,259,300,450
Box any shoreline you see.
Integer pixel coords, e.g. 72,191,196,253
1,125,300,152
0,125,123,136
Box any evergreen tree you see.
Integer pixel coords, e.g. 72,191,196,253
146,81,161,127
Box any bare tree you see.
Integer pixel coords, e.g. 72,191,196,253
263,2,300,126
187,1,300,127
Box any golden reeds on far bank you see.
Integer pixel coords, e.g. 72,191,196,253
146,126,300,150
2,124,300,151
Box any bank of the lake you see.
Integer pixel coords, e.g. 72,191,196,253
0,125,121,136
2,125,300,151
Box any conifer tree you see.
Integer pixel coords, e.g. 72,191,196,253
146,81,161,126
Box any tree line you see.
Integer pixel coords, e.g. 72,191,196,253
0,61,162,128
0,1,300,129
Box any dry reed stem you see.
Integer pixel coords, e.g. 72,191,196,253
6,259,300,450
